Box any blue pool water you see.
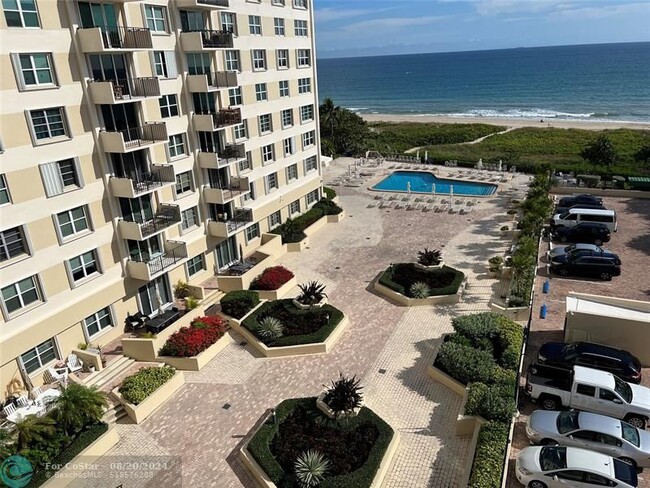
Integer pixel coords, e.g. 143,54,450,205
372,171,497,196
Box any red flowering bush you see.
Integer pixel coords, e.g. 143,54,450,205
250,266,294,291
159,316,227,357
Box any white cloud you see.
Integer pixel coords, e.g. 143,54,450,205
316,7,395,23
340,15,449,32
547,2,650,20
438,0,645,17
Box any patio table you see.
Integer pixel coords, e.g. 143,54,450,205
145,309,181,334
7,404,44,423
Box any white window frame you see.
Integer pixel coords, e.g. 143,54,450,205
300,104,314,123
1,275,43,319
304,155,318,173
186,254,205,278
294,19,308,36
221,12,236,35
3,0,40,28
252,50,267,71
175,170,194,197
248,15,261,35
289,199,300,215
268,211,281,229
11,53,57,91
298,77,311,93
286,163,298,181
261,144,275,164
39,157,84,197
274,17,285,36
151,51,178,79
255,83,268,102
234,122,248,140
259,114,272,134
273,0,286,5
0,226,30,263
181,206,200,232
167,133,187,160
265,172,279,193
66,249,101,287
277,49,289,69
284,137,295,156
302,130,315,149
245,223,260,243
55,205,91,243
297,49,311,68
306,189,319,206
159,94,179,118
239,152,253,173
20,339,59,375
225,50,240,72
229,86,243,106
279,80,290,97
83,306,115,340
28,107,69,144
281,109,293,128
293,0,308,8
0,174,11,205
144,4,169,33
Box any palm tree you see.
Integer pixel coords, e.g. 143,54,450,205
0,426,14,459
50,383,108,435
13,415,56,451
319,98,341,147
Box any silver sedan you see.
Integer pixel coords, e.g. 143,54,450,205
526,410,650,468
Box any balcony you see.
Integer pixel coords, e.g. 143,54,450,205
180,30,233,51
88,77,160,104
207,208,253,238
186,71,238,92
77,25,152,53
118,204,181,241
198,143,246,169
100,123,167,153
177,0,230,8
126,241,188,281
203,177,250,205
109,165,175,198
193,108,242,132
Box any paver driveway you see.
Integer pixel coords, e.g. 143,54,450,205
77,161,527,488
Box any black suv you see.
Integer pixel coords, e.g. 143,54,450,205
550,255,620,280
549,249,621,265
553,222,611,245
558,194,603,208
538,341,642,383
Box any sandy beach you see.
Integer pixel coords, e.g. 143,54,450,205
361,113,650,131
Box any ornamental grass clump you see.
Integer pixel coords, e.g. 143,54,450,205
250,266,294,291
294,450,330,487
158,316,227,357
255,316,284,342
323,374,364,419
296,281,327,306
410,281,430,298
417,248,443,266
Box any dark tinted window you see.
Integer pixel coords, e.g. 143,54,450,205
599,389,619,402
596,433,621,447
584,472,615,486
555,470,585,481
572,430,597,442
576,384,596,396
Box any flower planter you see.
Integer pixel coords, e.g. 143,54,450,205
315,391,364,419
489,301,531,322
414,262,445,271
292,296,328,309
500,266,513,279
255,276,297,301
374,277,466,307
157,332,232,371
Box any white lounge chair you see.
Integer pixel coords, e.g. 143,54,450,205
67,354,83,374
3,404,16,417
44,367,68,387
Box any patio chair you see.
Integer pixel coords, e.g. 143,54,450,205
460,207,473,215
67,354,83,374
44,367,68,387
3,404,16,417
16,395,30,407
29,387,43,400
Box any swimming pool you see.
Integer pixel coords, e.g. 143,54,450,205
372,171,497,196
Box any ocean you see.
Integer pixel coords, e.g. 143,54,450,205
316,42,650,123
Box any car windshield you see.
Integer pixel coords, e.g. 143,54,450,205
621,421,640,447
556,411,580,434
614,376,633,403
539,447,567,472
613,458,638,486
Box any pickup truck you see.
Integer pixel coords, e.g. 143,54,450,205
526,364,650,429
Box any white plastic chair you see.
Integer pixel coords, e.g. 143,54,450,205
30,386,43,400
16,395,30,407
44,367,68,386
3,404,17,417
67,354,83,374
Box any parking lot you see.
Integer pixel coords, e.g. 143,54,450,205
507,196,650,487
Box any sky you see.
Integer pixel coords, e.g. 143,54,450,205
314,0,650,58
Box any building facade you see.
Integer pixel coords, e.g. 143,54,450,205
0,0,322,393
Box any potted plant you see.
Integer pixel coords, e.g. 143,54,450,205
173,280,191,300
414,248,444,270
488,256,504,277
293,281,328,309
316,373,364,419
506,209,518,221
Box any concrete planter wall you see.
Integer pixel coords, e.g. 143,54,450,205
157,332,232,371
286,210,345,252
315,391,363,419
327,210,345,223
72,348,103,372
41,427,120,488
255,276,297,301
374,278,466,307
490,301,530,322
217,251,274,292
112,371,185,424
413,262,445,271
292,296,328,309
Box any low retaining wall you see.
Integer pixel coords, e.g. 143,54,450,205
71,348,103,372
157,332,232,371
490,302,531,322
374,278,465,306
551,187,650,199
217,251,274,292
112,371,185,424
255,277,298,301
286,210,345,252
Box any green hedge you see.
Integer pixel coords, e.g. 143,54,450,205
468,421,510,488
27,423,109,488
378,264,465,297
242,300,344,347
465,382,517,423
118,366,176,405
323,186,336,200
220,290,260,319
434,342,497,385
271,199,343,243
247,397,394,488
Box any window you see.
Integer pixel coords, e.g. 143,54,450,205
29,108,67,141
599,389,620,402
151,51,178,78
297,49,311,67
290,199,300,215
39,158,82,197
187,254,205,277
555,471,586,482
294,0,308,8
175,171,193,196
269,211,281,229
68,250,100,284
298,77,311,93
576,384,596,397
245,223,260,242
21,339,58,375
181,207,199,230
284,137,295,156
229,86,242,106
306,189,319,205
13,53,55,89
84,307,113,338
144,5,168,33
274,17,285,36
2,275,41,316
0,174,10,204
300,104,314,122
1,227,28,262
294,19,307,36
56,206,90,239
159,94,179,118
273,0,286,5
262,144,275,164
302,130,315,149
281,109,293,128
277,49,289,69
252,50,266,70
259,114,272,134
265,172,278,192
279,80,290,97
225,50,240,71
255,83,268,101
239,153,252,172
234,122,248,140
248,15,261,35
221,12,236,34
304,155,317,172
3,0,39,27
286,164,298,181
168,134,186,159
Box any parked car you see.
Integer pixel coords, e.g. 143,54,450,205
538,342,642,383
547,243,611,260
551,208,617,232
553,223,611,245
554,202,607,215
526,410,650,468
516,446,638,488
548,248,620,265
525,364,650,429
549,255,621,280
558,194,604,208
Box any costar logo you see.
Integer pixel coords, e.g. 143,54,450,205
0,455,33,488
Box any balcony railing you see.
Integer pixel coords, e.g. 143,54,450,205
221,143,246,161
213,108,242,128
206,71,238,89
110,165,175,198
194,29,234,48
199,0,229,6
204,176,250,204
218,208,253,232
106,123,167,149
89,77,160,101
78,25,152,50
130,241,188,277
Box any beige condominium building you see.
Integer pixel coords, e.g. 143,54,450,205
0,0,322,394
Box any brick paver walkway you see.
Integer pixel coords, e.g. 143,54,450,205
78,160,528,488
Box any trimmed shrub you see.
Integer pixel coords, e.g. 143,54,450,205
468,421,510,488
465,382,517,423
323,187,337,200
271,199,343,243
434,341,497,385
220,290,260,319
250,266,295,291
118,366,176,405
379,263,465,297
159,316,227,357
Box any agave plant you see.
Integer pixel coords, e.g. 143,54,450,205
296,281,327,306
323,373,363,419
410,281,430,298
417,248,442,266
255,316,284,341
294,450,330,487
